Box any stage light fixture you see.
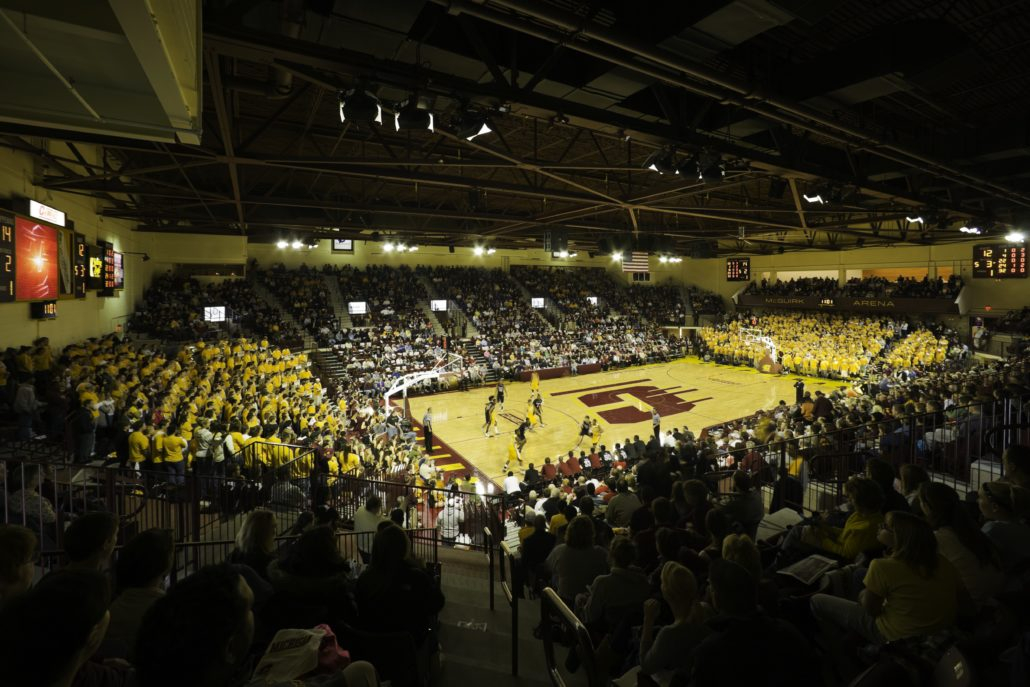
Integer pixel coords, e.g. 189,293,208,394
291,240,303,249
611,252,624,262
698,152,725,184
383,242,395,252
1006,230,1025,243
408,245,419,252
339,88,382,125
473,246,485,256
395,99,434,132
557,250,569,258
643,148,677,174
276,240,289,249
454,112,492,141
906,216,925,224
803,193,826,204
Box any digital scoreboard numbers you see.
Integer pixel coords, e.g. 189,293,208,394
74,233,88,298
726,257,751,281
973,245,1028,279
0,213,14,302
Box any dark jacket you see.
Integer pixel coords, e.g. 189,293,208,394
356,562,444,644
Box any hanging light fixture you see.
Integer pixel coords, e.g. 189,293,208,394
395,99,434,132
339,88,382,125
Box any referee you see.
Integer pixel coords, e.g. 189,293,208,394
651,408,661,441
422,408,433,453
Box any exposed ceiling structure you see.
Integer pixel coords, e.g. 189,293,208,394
4,0,1030,255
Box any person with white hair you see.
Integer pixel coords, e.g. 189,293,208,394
437,496,465,545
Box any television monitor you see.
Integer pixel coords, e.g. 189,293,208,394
587,296,598,306
348,301,368,315
331,238,354,253
203,306,226,322
430,299,447,312
531,297,545,309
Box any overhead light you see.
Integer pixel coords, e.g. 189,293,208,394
339,88,382,125
276,240,288,249
291,240,303,249
486,247,496,255
959,226,982,235
906,216,925,224
611,252,624,261
643,148,677,175
569,252,578,258
465,122,491,140
803,193,826,204
1006,231,1025,243
675,154,700,179
395,99,434,132
698,152,725,184
473,246,485,256
659,255,682,263
659,255,669,263
383,242,395,252
408,245,419,252
557,250,569,258
395,243,406,252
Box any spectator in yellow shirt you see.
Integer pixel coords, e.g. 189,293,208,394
162,426,190,486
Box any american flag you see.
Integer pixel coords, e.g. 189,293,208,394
622,251,650,273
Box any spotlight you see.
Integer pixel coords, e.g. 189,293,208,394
291,240,303,249
675,154,700,179
395,99,434,132
339,88,382,125
1006,231,1026,243
803,193,826,204
276,240,288,249
486,247,496,255
698,152,725,184
395,243,406,252
659,256,669,263
558,250,569,258
383,242,395,252
611,252,624,261
643,148,677,175
569,252,578,258
959,226,982,235
408,245,419,252
473,246,485,256
906,216,925,224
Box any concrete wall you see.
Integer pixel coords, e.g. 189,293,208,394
0,144,155,349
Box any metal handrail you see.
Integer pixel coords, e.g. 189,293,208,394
499,541,519,676
540,587,603,687
484,526,495,611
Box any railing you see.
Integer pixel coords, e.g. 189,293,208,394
484,526,495,611
498,540,519,676
540,587,603,687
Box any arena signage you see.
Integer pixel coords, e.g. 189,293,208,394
737,294,958,314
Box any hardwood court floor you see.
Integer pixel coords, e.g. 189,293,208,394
407,357,848,485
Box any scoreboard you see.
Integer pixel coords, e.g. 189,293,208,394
0,213,13,302
0,201,125,303
726,257,751,281
972,244,1028,279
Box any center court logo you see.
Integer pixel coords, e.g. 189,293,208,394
565,381,712,424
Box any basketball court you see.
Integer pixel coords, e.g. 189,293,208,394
405,357,848,485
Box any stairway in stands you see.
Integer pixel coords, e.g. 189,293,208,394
311,348,348,383
437,548,551,687
506,273,554,331
248,276,315,349
420,302,446,336
417,271,481,339
322,272,353,330
681,285,696,323
468,347,500,384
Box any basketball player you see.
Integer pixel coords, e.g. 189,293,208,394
496,381,506,409
483,396,498,437
514,418,529,453
590,419,603,450
532,391,544,426
526,396,539,431
575,415,592,447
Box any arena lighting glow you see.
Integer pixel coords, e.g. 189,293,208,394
906,216,925,224
464,122,491,141
658,255,683,263
383,242,395,252
802,194,826,204
486,247,496,255
276,240,289,249
557,250,569,258
290,240,303,250
643,148,677,175
611,252,624,261
1006,231,1026,243
473,246,485,256
960,226,983,235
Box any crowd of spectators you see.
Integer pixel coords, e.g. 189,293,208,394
131,274,305,346
687,286,726,315
255,266,337,345
997,306,1030,335
746,274,963,299
699,312,960,379
335,265,435,339
509,266,630,330
623,283,687,325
